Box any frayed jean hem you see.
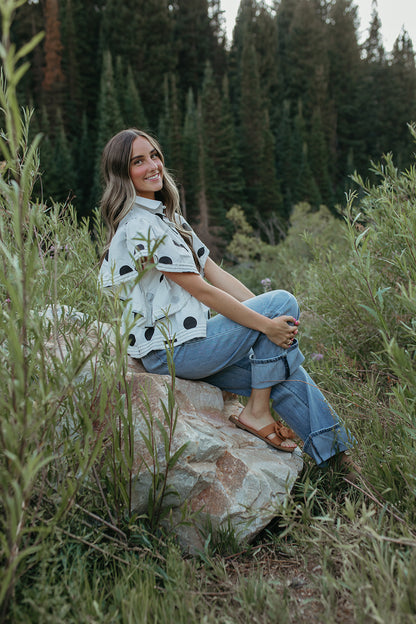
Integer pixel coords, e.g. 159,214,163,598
303,424,356,466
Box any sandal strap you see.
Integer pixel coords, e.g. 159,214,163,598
276,423,296,440
258,422,285,444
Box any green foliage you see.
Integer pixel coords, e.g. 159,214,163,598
226,202,348,295
0,9,194,620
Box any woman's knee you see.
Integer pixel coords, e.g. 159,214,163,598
271,289,299,319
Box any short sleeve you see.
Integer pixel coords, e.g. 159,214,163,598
178,216,210,270
127,215,199,274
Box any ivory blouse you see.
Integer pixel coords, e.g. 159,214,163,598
99,195,210,358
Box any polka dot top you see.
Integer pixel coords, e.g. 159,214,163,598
99,196,210,358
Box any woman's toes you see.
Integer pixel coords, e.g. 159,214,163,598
280,438,297,450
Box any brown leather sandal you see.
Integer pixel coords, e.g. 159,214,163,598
276,422,297,440
229,414,297,453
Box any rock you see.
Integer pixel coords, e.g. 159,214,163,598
126,357,303,553
44,306,303,553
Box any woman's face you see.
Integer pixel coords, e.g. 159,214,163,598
129,135,163,199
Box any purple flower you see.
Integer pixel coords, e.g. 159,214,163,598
261,278,272,292
311,353,324,361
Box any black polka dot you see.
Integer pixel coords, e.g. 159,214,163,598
136,243,145,251
144,327,155,341
128,334,136,346
104,250,109,261
159,256,173,264
197,246,205,257
182,222,192,231
183,316,197,330
159,275,164,282
120,265,133,275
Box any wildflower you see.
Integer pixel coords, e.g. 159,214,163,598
311,353,324,361
261,277,272,292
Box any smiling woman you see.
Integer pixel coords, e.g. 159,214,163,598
98,127,357,470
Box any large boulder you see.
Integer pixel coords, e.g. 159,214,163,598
126,357,303,553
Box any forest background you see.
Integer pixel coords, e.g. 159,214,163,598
12,0,416,253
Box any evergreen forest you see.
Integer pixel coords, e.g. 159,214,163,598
12,0,416,253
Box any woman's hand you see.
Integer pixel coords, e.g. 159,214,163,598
265,315,299,348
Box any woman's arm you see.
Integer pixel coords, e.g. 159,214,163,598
203,257,255,301
162,270,298,348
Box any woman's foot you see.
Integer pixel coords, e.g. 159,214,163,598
331,451,361,482
230,407,297,452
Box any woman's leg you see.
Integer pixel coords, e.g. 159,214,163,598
203,361,353,465
141,290,354,464
143,290,300,381
237,386,297,451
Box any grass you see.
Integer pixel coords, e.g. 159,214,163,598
1,1,416,621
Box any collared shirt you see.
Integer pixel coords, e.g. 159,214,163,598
99,195,210,358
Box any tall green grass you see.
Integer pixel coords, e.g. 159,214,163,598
1,1,416,622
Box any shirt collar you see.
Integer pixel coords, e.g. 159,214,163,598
134,195,164,215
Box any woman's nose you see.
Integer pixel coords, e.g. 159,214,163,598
147,157,158,169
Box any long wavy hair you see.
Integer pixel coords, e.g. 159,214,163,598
100,128,197,265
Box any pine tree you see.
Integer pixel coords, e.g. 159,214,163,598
182,89,200,221
239,37,264,219
385,31,416,167
74,112,95,216
157,73,183,204
327,0,361,196
275,100,294,212
91,50,124,208
290,102,307,205
309,107,333,208
173,0,224,99
217,74,245,214
122,65,148,130
100,0,173,127
298,142,322,209
200,62,226,226
356,2,386,168
257,111,285,243
50,108,76,203
279,0,329,121
229,1,279,127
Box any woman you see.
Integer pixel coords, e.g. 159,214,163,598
99,128,355,466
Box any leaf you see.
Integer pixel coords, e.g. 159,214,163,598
358,303,380,321
15,32,45,62
355,226,370,246
167,442,189,469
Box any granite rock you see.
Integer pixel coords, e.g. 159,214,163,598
126,357,303,553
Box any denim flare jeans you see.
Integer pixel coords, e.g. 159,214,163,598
141,290,353,465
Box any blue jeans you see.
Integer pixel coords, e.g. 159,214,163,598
141,290,354,465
